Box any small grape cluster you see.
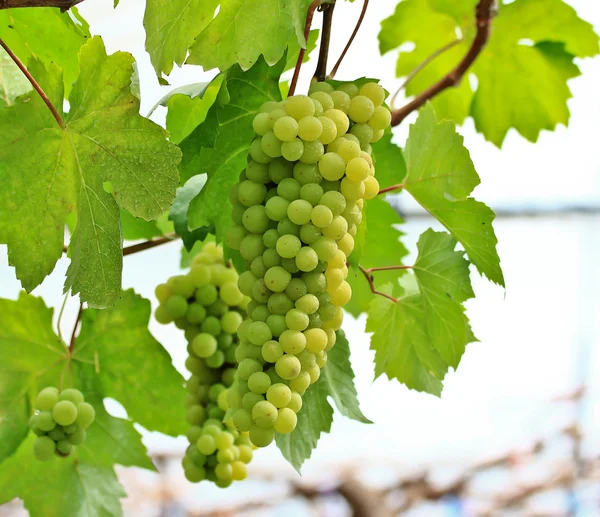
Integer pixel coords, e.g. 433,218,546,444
225,81,391,447
155,243,254,487
29,387,95,461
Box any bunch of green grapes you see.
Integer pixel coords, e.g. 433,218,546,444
225,81,391,447
29,387,95,461
155,243,254,487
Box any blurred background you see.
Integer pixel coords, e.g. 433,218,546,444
1,0,599,515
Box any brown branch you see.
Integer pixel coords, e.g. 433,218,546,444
0,38,66,128
366,265,412,273
63,233,179,257
390,38,463,109
358,265,399,303
68,303,83,353
289,0,325,96
328,0,368,79
0,0,83,8
313,1,335,82
391,0,496,126
378,183,405,195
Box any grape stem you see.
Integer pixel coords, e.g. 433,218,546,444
389,38,463,109
313,1,335,82
328,0,369,79
378,183,406,195
390,0,496,126
289,0,328,96
0,0,83,9
358,265,409,303
62,232,179,257
68,303,83,353
0,37,66,129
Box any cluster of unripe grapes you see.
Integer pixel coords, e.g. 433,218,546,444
225,81,391,447
29,387,95,461
155,243,254,487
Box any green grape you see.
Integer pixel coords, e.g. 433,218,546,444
262,248,282,269
225,224,246,251
242,392,264,411
343,133,361,146
346,157,370,182
253,112,270,135
249,138,272,164
341,177,365,202
238,271,257,297
337,83,359,98
322,215,349,240
349,95,375,123
36,387,59,411
277,177,301,202
190,265,213,288
268,158,294,183
300,183,324,206
251,400,278,428
248,321,272,345
209,383,226,402
251,278,271,304
165,295,188,320
309,91,334,111
266,314,287,337
312,98,324,117
249,424,275,447
232,461,248,481
261,131,283,158
238,180,267,207
275,354,301,380
263,228,280,249
264,266,292,293
242,205,270,233
187,426,204,444
67,427,86,445
52,400,77,426
48,428,65,441
197,284,218,305
265,196,290,222
311,204,334,228
309,82,335,95
293,162,322,186
33,436,56,461
206,350,225,368
267,107,287,128
318,152,346,181
318,116,338,145
250,256,267,278
260,100,281,113
273,115,299,141
155,283,172,304
302,271,327,295
284,278,308,301
277,218,301,237
337,139,361,163
289,372,310,394
296,294,319,314
295,246,319,272
187,303,207,325
298,116,323,141
240,234,265,261
324,108,350,136
280,328,307,352
267,292,294,315
197,434,217,455
287,199,313,225
262,340,284,363
287,391,303,413
187,405,206,425
233,409,253,432
281,138,304,161
222,311,243,334
276,234,302,259
220,282,245,306
300,223,322,245
169,275,196,297
363,175,380,199
266,383,292,408
215,431,235,450
350,123,373,150
215,462,233,482
300,140,324,164
320,191,347,216
337,232,355,256
305,328,328,353
330,91,351,113
359,82,385,106
330,281,352,306
298,350,316,368
185,464,207,483
246,161,270,184
286,95,315,120
201,316,222,336
321,180,340,193
76,402,95,429
281,257,299,274
307,364,321,383
192,333,218,358
274,408,297,434
325,268,344,290
312,236,338,262
238,358,263,381
319,301,337,322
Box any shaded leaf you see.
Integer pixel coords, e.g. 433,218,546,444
169,175,213,250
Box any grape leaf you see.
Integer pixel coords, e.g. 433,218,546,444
181,57,284,239
0,49,30,107
276,330,368,471
412,229,475,367
371,133,407,190
186,0,311,72
275,377,333,473
0,294,65,462
346,197,408,316
169,175,213,250
0,37,181,308
0,435,126,517
0,8,90,96
143,0,219,79
404,104,503,286
120,209,164,241
74,289,186,436
379,0,599,145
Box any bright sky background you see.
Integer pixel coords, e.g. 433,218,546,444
1,0,599,507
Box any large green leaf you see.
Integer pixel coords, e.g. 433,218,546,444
403,104,503,286
186,0,311,71
74,289,186,436
0,8,90,96
0,435,126,517
169,175,212,250
380,0,599,145
0,37,181,308
0,49,31,107
180,57,284,239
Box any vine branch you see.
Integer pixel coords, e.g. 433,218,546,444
328,0,368,79
68,303,83,353
122,233,178,256
0,0,82,9
378,183,406,196
313,1,335,82
359,265,399,303
0,38,66,128
390,0,496,126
